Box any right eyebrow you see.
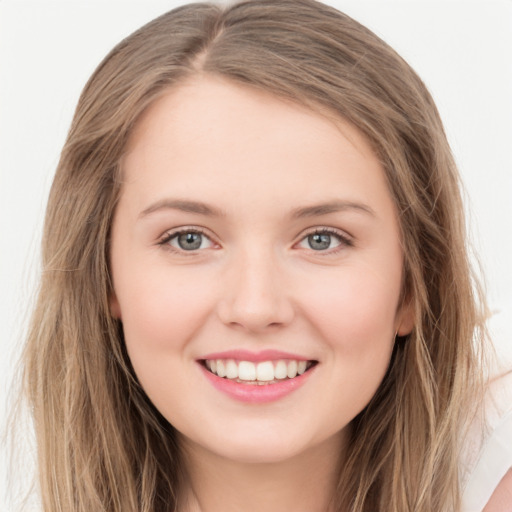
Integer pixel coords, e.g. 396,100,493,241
139,198,227,219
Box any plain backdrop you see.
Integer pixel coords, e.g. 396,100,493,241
1,1,511,509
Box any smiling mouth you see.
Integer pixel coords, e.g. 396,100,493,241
201,359,318,385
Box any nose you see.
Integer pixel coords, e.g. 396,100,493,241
216,248,295,333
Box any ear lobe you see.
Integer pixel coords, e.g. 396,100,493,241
396,296,415,336
109,292,122,320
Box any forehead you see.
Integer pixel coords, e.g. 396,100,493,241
125,75,377,165
119,75,394,222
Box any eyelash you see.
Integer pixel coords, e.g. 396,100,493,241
157,227,353,256
300,228,353,254
158,227,212,253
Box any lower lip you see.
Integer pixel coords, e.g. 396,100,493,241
199,364,315,403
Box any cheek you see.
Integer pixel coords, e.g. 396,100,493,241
114,264,214,359
114,265,217,419
297,263,400,414
301,263,401,345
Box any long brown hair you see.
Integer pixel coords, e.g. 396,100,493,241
22,1,487,510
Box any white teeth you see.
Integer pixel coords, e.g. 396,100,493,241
238,361,256,381
274,360,288,380
205,358,314,382
256,361,274,381
225,359,238,379
216,360,226,378
287,360,298,378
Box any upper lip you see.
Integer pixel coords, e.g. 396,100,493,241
199,349,315,363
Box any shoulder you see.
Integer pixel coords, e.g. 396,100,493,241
475,310,512,511
482,468,512,512
461,369,512,512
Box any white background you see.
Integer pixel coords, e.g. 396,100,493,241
1,1,511,509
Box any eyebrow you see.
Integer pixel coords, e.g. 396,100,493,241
139,198,375,219
290,200,375,219
140,199,226,218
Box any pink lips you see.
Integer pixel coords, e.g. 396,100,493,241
198,350,316,403
201,349,311,362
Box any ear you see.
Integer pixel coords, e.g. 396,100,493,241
109,291,122,320
396,295,415,336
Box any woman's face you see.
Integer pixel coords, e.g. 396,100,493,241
110,76,413,464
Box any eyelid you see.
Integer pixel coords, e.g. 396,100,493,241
295,227,353,255
158,226,218,253
157,225,353,255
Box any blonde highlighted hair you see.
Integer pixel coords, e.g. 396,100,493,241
22,1,487,510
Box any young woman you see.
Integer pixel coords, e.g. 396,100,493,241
19,1,511,511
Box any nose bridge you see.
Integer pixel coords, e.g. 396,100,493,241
217,243,294,332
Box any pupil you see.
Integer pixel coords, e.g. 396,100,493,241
178,232,202,250
309,233,330,250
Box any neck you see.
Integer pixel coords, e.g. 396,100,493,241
178,431,347,512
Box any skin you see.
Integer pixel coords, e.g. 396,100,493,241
110,75,414,512
483,468,512,512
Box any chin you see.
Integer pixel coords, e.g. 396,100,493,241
212,440,308,465
182,421,331,466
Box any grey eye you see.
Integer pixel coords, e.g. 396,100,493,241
167,231,213,251
297,230,347,252
307,233,333,250
177,232,203,250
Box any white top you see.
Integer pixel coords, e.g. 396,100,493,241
461,369,512,511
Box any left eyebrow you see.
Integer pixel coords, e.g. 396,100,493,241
289,200,376,219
